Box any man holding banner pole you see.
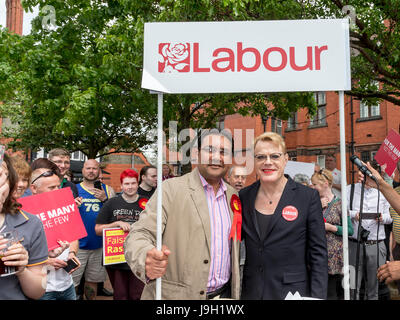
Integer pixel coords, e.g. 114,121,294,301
124,129,241,300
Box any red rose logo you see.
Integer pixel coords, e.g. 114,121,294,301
158,43,190,73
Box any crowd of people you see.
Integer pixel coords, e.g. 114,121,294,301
2,130,400,300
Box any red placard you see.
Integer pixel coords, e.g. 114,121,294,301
19,188,87,251
374,129,400,176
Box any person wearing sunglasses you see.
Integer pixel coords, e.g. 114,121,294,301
29,161,81,300
239,132,328,300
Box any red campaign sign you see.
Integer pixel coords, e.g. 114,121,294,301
374,129,400,176
19,188,87,251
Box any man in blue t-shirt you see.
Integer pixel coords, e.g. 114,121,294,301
72,159,115,300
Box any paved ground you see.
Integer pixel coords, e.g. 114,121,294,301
95,275,400,300
389,282,400,300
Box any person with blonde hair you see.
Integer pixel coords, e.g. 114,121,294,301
311,169,353,299
240,132,328,300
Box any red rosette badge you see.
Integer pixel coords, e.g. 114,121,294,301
138,198,148,210
229,194,242,241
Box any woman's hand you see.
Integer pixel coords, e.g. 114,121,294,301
47,257,67,270
116,221,131,232
48,240,70,258
325,223,338,233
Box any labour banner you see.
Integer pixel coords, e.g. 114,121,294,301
19,188,87,251
102,228,128,265
142,19,351,93
374,129,400,176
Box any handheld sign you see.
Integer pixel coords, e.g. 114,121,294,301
19,188,87,250
374,129,400,177
102,228,128,265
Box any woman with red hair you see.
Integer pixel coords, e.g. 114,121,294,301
94,169,148,300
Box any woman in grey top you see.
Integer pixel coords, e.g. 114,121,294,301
0,154,48,300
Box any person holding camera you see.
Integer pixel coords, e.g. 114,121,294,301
347,161,392,300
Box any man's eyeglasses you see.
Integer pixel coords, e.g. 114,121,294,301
201,146,232,157
31,171,58,185
254,153,283,162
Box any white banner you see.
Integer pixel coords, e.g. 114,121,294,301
142,19,351,94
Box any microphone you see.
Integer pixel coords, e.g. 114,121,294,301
350,155,377,181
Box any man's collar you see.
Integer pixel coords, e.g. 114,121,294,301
198,171,227,192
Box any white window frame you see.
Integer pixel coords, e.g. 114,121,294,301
360,100,380,118
317,155,326,169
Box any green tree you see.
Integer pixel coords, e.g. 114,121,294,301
0,0,158,158
301,0,400,107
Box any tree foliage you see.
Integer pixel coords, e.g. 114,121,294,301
0,0,321,159
302,0,400,107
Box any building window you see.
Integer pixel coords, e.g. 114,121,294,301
216,116,225,130
31,151,38,161
360,151,370,163
133,155,145,165
315,91,326,105
71,151,86,161
360,101,380,118
310,92,327,127
287,112,297,130
271,118,282,135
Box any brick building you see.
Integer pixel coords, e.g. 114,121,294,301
224,91,400,187
6,1,399,190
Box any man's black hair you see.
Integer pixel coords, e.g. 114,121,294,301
196,128,234,154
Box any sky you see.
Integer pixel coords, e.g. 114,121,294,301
0,2,38,35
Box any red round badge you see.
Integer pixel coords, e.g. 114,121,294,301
282,205,298,222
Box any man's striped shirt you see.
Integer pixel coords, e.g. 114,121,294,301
199,173,232,293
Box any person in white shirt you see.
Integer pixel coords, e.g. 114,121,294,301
326,153,342,199
347,161,392,300
30,166,80,300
